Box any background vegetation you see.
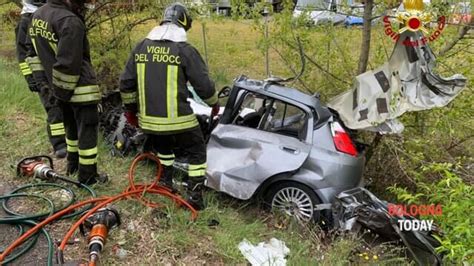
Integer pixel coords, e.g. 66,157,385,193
0,0,472,263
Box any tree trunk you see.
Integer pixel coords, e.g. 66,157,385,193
356,0,380,165
357,0,373,75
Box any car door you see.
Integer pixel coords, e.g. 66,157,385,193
206,91,314,200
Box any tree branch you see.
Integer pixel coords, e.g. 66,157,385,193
357,0,373,75
438,21,473,56
272,47,312,94
446,135,474,151
282,39,351,85
103,16,157,51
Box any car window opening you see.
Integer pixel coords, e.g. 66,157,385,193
232,90,308,140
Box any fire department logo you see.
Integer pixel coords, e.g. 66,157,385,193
383,0,446,46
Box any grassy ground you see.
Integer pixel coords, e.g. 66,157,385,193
0,17,416,265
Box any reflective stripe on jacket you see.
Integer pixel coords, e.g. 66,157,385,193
27,0,100,104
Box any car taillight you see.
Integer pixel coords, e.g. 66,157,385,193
330,122,358,157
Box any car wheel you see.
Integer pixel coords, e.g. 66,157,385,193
264,182,321,223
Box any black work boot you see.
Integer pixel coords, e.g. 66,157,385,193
54,147,67,159
159,166,175,190
186,179,206,211
66,161,78,176
79,166,108,185
79,173,109,185
66,152,79,175
95,173,109,183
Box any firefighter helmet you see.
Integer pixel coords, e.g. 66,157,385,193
160,3,193,31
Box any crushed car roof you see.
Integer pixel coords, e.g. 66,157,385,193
234,77,321,109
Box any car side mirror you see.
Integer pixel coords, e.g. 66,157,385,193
218,86,231,98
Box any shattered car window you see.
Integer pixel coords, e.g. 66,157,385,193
260,101,307,140
233,92,268,129
231,90,307,140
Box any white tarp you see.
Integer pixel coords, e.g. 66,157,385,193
328,31,467,134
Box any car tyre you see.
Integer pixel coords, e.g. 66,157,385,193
264,181,322,223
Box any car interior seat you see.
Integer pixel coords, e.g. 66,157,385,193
240,107,266,128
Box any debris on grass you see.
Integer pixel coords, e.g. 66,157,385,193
238,238,290,266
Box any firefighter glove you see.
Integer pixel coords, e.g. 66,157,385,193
26,75,40,92
211,103,220,118
124,111,138,127
52,85,75,102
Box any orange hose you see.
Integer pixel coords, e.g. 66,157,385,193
0,153,197,264
59,153,197,255
128,152,162,191
59,187,198,253
125,153,163,207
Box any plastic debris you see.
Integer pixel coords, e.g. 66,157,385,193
112,245,128,260
238,238,290,266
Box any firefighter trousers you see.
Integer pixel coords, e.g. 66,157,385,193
146,127,207,184
38,86,66,151
59,102,99,184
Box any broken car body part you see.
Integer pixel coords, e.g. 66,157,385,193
329,31,467,134
333,187,442,265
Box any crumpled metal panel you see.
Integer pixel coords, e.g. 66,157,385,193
206,124,311,200
333,187,442,265
329,31,467,134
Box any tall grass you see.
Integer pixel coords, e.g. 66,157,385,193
0,59,43,115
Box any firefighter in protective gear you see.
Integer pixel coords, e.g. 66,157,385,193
120,3,218,210
27,0,106,184
16,0,67,158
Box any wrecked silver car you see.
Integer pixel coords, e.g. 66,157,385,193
99,32,388,225
99,77,366,223
100,75,366,223
201,75,366,223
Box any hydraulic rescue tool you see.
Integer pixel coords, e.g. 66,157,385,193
16,155,81,186
79,207,121,266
